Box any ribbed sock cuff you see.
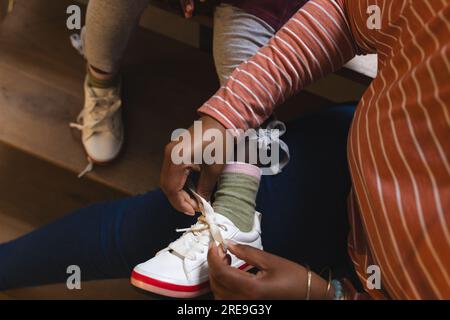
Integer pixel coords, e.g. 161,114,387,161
222,162,262,180
87,65,119,89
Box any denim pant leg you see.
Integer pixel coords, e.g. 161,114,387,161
0,190,195,290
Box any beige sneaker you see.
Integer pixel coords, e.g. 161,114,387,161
70,76,124,177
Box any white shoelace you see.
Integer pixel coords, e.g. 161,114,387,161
71,26,111,178
70,94,122,140
163,191,227,261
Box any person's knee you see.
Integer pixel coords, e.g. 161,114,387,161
213,4,274,84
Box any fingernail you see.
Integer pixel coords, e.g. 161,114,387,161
218,246,225,258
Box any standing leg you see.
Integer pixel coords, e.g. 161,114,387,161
71,0,149,176
84,0,148,76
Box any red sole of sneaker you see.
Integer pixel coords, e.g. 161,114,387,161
130,263,252,299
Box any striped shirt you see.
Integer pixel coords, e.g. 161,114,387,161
198,0,450,299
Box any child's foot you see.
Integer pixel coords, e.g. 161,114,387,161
70,75,124,177
130,194,262,298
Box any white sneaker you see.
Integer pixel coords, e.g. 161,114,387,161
70,76,124,177
131,193,263,298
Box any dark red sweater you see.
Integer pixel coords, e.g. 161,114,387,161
222,0,309,30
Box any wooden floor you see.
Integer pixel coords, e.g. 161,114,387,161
0,0,332,300
0,143,125,227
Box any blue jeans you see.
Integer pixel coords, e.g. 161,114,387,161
0,105,358,291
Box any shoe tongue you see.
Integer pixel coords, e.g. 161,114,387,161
86,85,119,114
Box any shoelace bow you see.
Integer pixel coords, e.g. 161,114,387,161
165,191,227,261
251,120,290,174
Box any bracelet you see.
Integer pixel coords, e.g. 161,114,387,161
319,267,333,299
325,270,333,299
305,265,312,300
331,279,345,300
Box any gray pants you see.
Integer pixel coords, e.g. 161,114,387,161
85,2,275,84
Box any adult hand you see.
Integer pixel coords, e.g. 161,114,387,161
160,115,226,215
208,242,334,300
180,0,206,18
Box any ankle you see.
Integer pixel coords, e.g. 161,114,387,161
88,64,116,79
212,162,261,232
87,65,119,88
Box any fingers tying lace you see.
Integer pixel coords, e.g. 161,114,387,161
164,191,228,261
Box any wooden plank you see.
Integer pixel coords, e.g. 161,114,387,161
0,143,125,229
139,4,201,48
4,279,153,300
148,0,214,28
0,293,11,300
75,0,214,28
0,210,33,244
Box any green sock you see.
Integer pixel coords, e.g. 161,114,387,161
212,163,261,232
87,65,119,89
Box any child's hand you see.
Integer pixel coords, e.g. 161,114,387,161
208,242,334,300
180,0,206,19
160,116,226,215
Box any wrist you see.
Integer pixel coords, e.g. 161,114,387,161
188,116,230,164
303,268,337,300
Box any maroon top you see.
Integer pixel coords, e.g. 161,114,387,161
222,0,309,31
